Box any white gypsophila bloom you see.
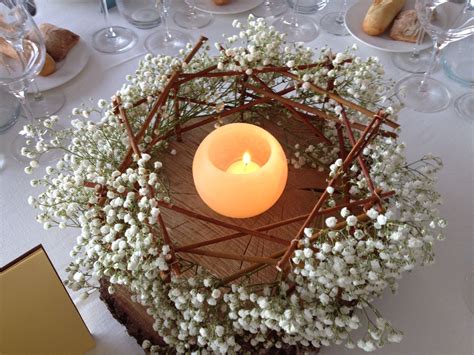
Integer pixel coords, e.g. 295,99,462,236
325,217,338,228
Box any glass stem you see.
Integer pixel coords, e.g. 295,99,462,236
336,0,347,24
410,27,425,59
101,0,117,39
162,5,171,39
187,0,196,16
13,89,35,124
30,79,43,102
291,0,299,26
419,41,441,92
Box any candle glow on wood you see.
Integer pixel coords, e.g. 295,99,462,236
192,123,288,218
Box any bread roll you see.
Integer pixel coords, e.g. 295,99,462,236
363,0,406,36
39,53,56,76
38,23,80,62
390,10,420,43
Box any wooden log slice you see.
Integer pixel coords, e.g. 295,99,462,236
99,280,320,354
100,114,330,353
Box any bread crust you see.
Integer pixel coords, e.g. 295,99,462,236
362,0,407,36
389,9,420,42
38,23,80,62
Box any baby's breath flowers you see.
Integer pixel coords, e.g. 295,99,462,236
23,16,445,354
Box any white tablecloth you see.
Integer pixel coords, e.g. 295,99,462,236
1,1,472,354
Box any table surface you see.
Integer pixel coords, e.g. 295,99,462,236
0,1,472,354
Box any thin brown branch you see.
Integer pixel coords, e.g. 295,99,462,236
115,96,141,158
282,71,399,129
156,201,290,246
175,214,308,252
178,249,278,265
250,74,332,145
157,214,181,275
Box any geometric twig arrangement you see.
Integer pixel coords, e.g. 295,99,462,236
25,16,446,353
85,36,399,284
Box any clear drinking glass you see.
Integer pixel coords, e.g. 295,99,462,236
320,0,349,36
442,34,474,120
27,79,66,118
287,0,328,13
174,0,213,29
116,0,162,29
0,88,21,133
272,0,324,42
395,0,474,113
252,0,288,18
92,0,137,53
0,0,47,162
392,28,434,73
145,0,194,56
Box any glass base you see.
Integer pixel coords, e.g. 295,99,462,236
92,26,137,54
454,93,474,121
173,10,213,29
272,15,320,42
320,12,349,36
287,0,328,14
392,49,434,74
252,0,288,18
145,29,194,56
395,75,451,113
28,91,66,119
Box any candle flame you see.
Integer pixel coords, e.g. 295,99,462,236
243,152,251,166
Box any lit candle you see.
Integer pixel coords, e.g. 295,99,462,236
192,123,288,218
226,152,260,174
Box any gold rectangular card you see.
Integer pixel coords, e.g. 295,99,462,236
0,245,95,354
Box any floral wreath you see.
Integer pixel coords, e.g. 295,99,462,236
23,16,446,354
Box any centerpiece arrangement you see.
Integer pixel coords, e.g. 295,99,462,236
23,16,445,354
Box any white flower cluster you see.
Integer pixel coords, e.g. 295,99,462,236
23,16,445,354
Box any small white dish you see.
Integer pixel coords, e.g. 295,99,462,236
194,0,264,15
344,0,432,53
35,40,90,91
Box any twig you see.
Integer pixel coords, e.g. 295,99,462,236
157,201,290,246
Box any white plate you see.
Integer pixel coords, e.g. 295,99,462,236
345,0,432,53
195,0,264,15
35,40,90,91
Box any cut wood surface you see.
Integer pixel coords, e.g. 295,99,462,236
158,116,329,285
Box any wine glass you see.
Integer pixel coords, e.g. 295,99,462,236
395,0,474,113
145,0,194,56
392,29,435,73
442,34,474,120
320,0,349,36
174,0,213,29
27,79,65,118
0,0,46,162
272,0,323,42
92,0,137,54
252,0,288,18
